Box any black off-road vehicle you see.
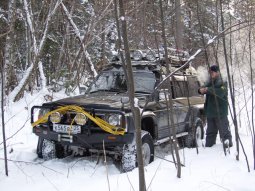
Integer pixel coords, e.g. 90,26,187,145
31,49,205,171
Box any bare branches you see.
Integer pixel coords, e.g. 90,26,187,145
0,29,11,38
0,157,64,174
60,2,97,77
23,0,37,55
0,117,30,146
8,0,61,102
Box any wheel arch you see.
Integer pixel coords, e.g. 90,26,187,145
141,111,157,139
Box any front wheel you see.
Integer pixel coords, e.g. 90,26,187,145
41,139,57,160
121,131,154,172
36,138,64,160
185,121,204,148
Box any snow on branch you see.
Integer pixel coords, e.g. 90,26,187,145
188,49,202,62
61,2,81,39
0,13,8,23
38,0,61,54
207,36,217,45
8,0,60,102
23,0,38,55
8,63,34,102
60,2,97,77
38,61,46,90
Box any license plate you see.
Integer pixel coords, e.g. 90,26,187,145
53,124,81,134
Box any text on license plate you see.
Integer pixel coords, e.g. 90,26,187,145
53,124,81,134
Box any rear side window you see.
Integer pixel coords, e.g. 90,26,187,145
187,76,200,96
172,76,200,98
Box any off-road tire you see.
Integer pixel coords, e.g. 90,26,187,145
37,137,44,158
185,121,203,148
41,139,56,160
141,131,154,166
121,141,136,172
121,131,154,172
37,138,64,160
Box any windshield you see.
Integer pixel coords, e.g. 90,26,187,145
88,70,156,94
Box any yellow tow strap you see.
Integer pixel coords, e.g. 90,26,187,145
32,105,125,135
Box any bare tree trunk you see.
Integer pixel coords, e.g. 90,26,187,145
60,2,97,78
1,51,8,176
175,0,183,50
196,0,210,67
248,24,255,170
100,0,107,70
219,0,239,160
159,0,182,178
4,0,16,95
118,0,146,190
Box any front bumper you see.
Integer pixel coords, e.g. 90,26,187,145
33,126,134,149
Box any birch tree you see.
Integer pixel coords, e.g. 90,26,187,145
60,2,97,77
8,0,60,102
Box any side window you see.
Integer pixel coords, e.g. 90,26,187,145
172,80,188,98
172,76,200,98
158,78,174,100
187,76,200,96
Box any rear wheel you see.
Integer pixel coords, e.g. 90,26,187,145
141,131,154,166
185,121,203,148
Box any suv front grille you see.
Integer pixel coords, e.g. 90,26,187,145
55,111,107,132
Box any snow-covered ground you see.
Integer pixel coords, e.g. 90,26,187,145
0,89,254,191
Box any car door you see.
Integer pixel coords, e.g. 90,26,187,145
155,80,180,140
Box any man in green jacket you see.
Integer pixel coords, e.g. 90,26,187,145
199,65,232,148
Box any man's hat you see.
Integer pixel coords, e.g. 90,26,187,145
209,65,219,72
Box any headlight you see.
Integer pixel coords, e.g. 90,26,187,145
108,114,122,126
50,112,61,123
74,113,87,125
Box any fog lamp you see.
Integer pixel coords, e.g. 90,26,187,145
50,112,61,123
74,113,87,125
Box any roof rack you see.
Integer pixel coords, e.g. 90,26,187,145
110,48,189,65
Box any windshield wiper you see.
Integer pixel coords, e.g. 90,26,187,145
90,88,127,94
89,89,108,94
135,91,151,94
